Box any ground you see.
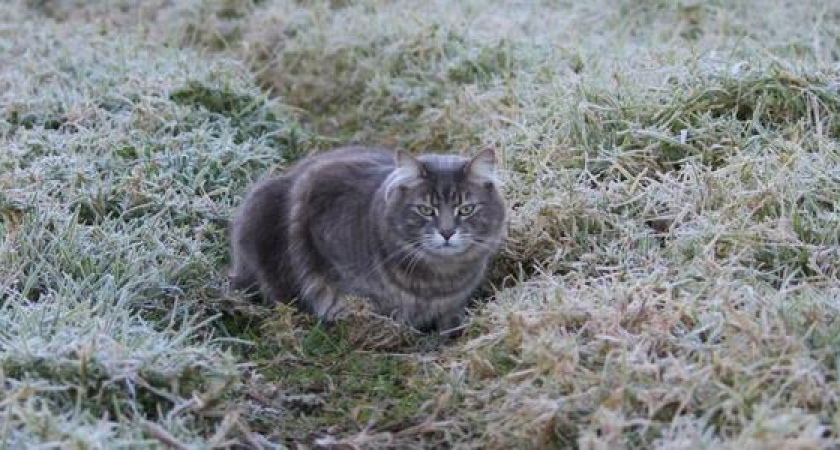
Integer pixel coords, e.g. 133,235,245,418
1,0,840,448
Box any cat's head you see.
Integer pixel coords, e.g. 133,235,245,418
381,148,506,260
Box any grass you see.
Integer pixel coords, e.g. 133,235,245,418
2,0,840,447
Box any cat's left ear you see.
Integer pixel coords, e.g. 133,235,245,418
465,147,497,183
383,150,425,202
395,150,426,178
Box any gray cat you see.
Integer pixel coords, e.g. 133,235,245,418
228,146,506,333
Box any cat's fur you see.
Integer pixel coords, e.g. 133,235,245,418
228,146,506,332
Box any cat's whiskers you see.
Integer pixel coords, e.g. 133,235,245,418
398,243,427,275
403,243,427,278
455,233,501,255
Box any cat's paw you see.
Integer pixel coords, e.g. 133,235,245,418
309,295,348,323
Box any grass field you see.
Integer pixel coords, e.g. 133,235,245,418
2,0,840,448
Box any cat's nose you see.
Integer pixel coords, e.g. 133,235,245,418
440,229,456,241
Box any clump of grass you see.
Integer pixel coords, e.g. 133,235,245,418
170,80,307,159
565,65,840,179
21,0,173,27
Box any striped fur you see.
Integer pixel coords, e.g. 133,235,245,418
229,146,506,332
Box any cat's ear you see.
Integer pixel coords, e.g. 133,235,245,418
395,150,426,178
465,147,497,183
383,150,425,202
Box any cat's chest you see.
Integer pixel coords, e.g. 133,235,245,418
373,261,483,303
380,285,471,325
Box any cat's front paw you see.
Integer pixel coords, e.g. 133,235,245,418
302,286,348,324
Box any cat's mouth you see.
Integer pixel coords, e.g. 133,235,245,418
431,245,463,254
424,241,471,257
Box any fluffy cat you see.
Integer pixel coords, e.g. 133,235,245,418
229,146,506,332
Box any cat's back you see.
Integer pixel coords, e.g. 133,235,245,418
285,146,396,199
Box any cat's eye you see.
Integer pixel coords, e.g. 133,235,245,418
458,204,477,216
415,205,436,216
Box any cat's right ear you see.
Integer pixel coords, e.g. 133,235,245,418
395,150,426,178
465,147,499,189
